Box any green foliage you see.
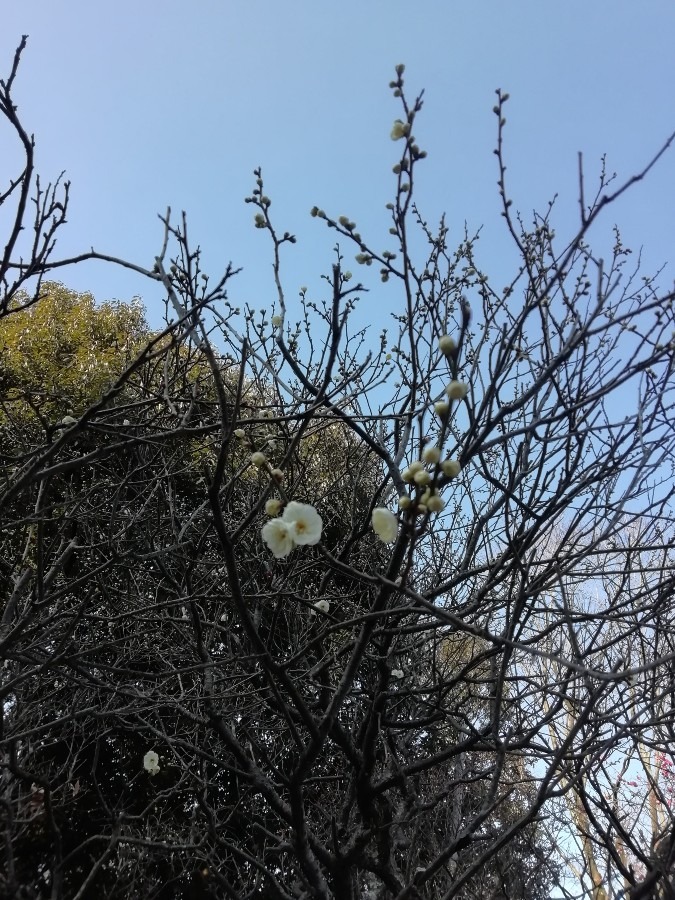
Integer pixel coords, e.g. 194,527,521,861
0,282,148,424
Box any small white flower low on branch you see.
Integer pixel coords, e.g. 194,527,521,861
372,508,398,544
143,750,160,776
313,599,330,614
251,451,267,467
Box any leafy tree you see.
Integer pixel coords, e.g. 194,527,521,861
2,39,675,900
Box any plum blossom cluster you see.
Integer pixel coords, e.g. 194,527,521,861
262,501,323,558
396,334,466,515
371,336,468,542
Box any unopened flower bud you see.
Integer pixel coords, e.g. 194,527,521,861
445,380,469,400
413,470,431,486
422,445,440,464
438,334,456,355
441,459,461,478
251,452,267,467
426,494,445,512
265,499,282,517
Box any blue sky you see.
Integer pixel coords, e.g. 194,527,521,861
2,1,674,332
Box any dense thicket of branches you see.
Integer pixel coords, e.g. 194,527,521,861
2,41,675,900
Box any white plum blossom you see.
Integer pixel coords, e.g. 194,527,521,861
60,415,77,427
390,119,410,140
251,451,267,467
261,518,295,558
282,501,322,546
372,508,398,544
313,599,330,614
398,495,412,510
234,428,246,439
391,669,404,679
271,314,283,327
434,401,450,417
143,750,160,776
261,501,322,558
413,470,431,486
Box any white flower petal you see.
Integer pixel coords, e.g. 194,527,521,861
372,508,398,544
143,750,160,775
282,501,322,546
261,519,295,558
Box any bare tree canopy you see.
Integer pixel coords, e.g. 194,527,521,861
2,41,675,900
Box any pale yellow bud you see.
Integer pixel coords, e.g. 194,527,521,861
426,494,445,512
434,401,450,417
445,380,469,400
441,459,461,478
234,428,246,439
422,445,440,464
270,468,284,483
265,499,282,517
438,334,456,355
398,495,412,510
413,470,431,486
250,452,267,467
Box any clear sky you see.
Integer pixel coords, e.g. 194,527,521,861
2,1,674,332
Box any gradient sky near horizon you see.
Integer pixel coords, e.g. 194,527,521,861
2,2,674,334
